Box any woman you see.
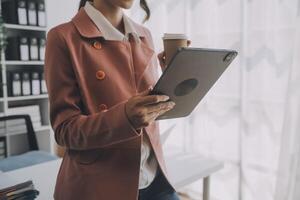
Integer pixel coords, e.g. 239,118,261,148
45,0,187,199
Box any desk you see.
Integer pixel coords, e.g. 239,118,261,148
2,150,223,200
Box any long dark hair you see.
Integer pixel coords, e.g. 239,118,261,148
78,0,150,23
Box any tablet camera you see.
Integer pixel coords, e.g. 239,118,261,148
223,52,237,62
174,78,198,96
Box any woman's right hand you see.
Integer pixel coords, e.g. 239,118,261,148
125,87,176,130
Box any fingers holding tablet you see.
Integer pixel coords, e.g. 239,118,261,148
125,88,176,129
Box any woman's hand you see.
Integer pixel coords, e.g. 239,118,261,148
125,87,175,130
157,40,192,71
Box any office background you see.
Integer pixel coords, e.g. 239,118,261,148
45,0,300,199
129,1,300,200
0,0,299,200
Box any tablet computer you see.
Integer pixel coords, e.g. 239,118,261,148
149,47,238,120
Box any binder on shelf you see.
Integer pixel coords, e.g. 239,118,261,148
5,38,17,60
37,1,46,27
20,37,30,61
41,72,47,94
6,37,30,61
17,0,28,25
12,72,21,96
31,72,40,95
8,72,22,97
39,38,46,60
22,72,31,96
1,0,27,25
27,1,37,26
12,72,22,96
29,37,39,60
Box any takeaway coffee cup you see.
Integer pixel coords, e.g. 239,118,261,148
162,33,188,66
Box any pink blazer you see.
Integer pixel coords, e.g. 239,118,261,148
44,7,174,200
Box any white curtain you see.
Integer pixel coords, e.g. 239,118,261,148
128,0,300,200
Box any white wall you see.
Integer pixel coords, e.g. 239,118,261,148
46,0,80,31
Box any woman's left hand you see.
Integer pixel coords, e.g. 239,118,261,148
157,40,191,71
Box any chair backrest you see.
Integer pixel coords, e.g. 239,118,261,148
0,115,39,157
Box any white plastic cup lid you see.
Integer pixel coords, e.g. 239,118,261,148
162,33,188,40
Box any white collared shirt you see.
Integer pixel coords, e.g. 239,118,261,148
84,1,140,42
84,1,158,189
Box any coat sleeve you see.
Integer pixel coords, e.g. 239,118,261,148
44,27,142,150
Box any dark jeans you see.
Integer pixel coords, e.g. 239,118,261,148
138,169,180,200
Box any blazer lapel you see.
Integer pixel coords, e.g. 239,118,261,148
71,7,104,39
130,37,156,92
71,8,156,92
121,17,157,93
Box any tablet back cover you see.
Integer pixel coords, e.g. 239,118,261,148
151,47,237,120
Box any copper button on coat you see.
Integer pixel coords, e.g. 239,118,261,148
93,41,101,49
96,70,105,80
98,104,108,111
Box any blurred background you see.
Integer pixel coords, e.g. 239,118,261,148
129,1,300,199
0,0,299,200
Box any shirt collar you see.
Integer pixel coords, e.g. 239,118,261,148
84,1,140,42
